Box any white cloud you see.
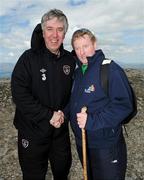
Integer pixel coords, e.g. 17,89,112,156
0,0,144,64
0,0,18,16
8,52,14,57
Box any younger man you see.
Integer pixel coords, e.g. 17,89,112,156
69,28,133,180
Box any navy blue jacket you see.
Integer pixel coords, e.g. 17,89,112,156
69,49,133,148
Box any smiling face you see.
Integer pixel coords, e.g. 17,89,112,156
73,34,96,64
42,17,65,54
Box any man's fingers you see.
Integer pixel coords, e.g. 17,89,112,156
50,110,64,128
76,111,87,129
58,110,64,118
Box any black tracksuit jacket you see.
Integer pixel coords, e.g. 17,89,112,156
11,24,75,140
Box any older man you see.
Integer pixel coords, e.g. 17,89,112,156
11,9,75,180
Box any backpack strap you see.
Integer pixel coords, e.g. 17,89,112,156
101,59,112,95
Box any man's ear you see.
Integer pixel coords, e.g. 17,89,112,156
42,31,44,38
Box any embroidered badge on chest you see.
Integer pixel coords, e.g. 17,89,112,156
22,139,29,148
84,85,95,93
40,68,47,81
63,65,70,75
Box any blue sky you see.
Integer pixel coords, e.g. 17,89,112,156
0,0,144,64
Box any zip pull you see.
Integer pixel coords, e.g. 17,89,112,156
123,125,128,137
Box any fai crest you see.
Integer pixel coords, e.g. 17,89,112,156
63,65,70,75
22,139,29,148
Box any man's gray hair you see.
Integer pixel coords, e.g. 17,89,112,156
41,9,68,34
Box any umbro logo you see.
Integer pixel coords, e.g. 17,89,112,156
40,68,46,73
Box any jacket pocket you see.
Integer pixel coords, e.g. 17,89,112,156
87,127,120,140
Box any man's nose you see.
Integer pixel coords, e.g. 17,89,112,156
79,48,85,56
52,30,58,37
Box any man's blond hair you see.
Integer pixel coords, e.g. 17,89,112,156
71,28,96,48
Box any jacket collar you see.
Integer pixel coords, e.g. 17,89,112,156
76,49,105,68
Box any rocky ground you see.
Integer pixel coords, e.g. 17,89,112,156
0,69,144,180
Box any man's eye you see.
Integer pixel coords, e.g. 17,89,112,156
75,48,79,51
84,45,88,48
46,28,52,31
58,28,64,32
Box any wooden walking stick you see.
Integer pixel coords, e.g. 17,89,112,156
81,106,88,180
